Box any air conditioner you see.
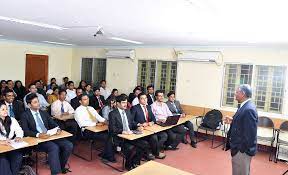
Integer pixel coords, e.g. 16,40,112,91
176,50,223,65
106,49,135,59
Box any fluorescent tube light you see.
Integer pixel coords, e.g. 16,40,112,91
110,37,143,44
42,41,74,46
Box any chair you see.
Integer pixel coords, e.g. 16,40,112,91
196,109,225,149
275,121,288,163
257,116,276,161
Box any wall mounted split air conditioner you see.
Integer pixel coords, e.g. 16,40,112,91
176,50,223,65
105,49,135,59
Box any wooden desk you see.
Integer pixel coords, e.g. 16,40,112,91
118,130,154,141
0,137,38,154
86,125,108,133
53,114,74,121
123,161,194,175
36,130,72,143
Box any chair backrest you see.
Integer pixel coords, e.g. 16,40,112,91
280,121,288,132
258,116,274,128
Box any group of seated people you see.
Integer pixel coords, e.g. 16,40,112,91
0,77,197,174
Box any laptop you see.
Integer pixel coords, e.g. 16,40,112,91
156,114,181,127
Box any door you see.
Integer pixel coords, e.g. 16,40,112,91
25,54,48,87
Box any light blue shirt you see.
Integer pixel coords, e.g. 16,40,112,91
30,109,45,133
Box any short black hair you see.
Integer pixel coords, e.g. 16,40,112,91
100,80,106,84
79,94,89,100
3,88,14,96
167,91,175,97
6,80,13,84
116,94,128,103
0,80,6,84
76,87,83,92
85,84,91,88
93,87,100,92
26,93,38,105
28,83,36,89
67,81,74,86
155,90,164,97
63,77,68,80
59,89,67,95
137,92,146,99
147,84,154,90
52,87,59,91
112,89,118,94
133,86,142,93
50,78,56,82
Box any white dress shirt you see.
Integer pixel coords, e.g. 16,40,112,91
100,87,111,100
0,117,24,140
74,105,105,128
151,101,172,121
66,89,76,103
51,99,75,116
132,97,139,106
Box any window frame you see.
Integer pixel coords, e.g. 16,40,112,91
80,58,107,86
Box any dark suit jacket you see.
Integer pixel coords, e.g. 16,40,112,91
108,109,137,137
71,96,81,110
12,100,25,121
20,109,58,137
131,104,156,124
228,100,258,156
147,94,155,106
89,95,106,110
166,100,183,115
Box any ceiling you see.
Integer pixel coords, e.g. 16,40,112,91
0,0,288,47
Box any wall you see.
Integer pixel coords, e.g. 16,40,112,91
0,40,73,85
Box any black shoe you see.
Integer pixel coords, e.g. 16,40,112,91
182,138,188,144
191,142,197,148
165,145,179,150
62,168,72,174
146,153,155,160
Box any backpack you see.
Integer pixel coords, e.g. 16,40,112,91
18,165,36,175
201,109,223,130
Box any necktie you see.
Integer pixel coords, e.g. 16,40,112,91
172,102,179,114
143,105,149,122
97,96,104,109
86,107,96,122
121,111,130,131
9,105,15,118
35,112,47,133
61,103,65,114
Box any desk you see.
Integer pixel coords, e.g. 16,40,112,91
0,137,38,154
118,130,154,141
86,125,108,133
53,114,74,121
123,161,194,175
36,130,72,143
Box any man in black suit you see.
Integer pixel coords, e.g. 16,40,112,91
131,93,167,159
224,84,258,175
71,88,82,110
89,87,106,112
146,85,155,105
20,93,73,175
2,88,25,121
109,94,150,170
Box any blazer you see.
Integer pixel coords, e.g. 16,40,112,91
108,109,137,137
20,109,58,137
3,100,25,121
89,95,106,110
71,96,81,110
147,94,155,106
131,104,156,124
166,100,183,115
228,100,258,156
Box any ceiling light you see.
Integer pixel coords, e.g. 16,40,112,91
42,41,74,46
110,37,143,44
0,16,67,30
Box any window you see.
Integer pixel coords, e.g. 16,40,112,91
81,58,106,86
137,60,177,94
222,63,286,113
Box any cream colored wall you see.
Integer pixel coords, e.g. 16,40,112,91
0,41,73,85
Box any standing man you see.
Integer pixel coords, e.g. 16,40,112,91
224,84,258,175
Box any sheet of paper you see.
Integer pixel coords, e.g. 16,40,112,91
10,140,28,149
47,127,59,136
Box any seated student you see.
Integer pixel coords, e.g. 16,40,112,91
71,88,82,110
109,94,150,170
24,83,49,110
128,86,141,104
20,93,73,175
3,89,25,121
101,97,116,121
65,81,76,103
47,87,59,105
131,88,142,106
47,78,57,90
107,88,119,100
13,80,26,101
74,94,114,162
99,80,111,100
51,90,78,143
89,87,106,112
35,80,47,99
147,85,156,105
46,82,57,95
59,77,69,90
1,80,7,93
166,91,197,148
78,80,87,91
131,93,167,159
0,102,24,175
84,84,94,97
151,90,186,150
